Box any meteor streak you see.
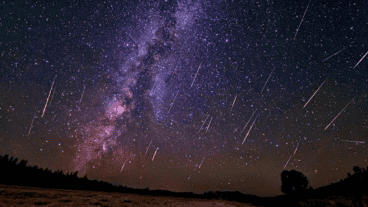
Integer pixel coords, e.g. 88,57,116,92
241,109,258,133
79,85,85,103
49,84,56,108
242,113,258,145
294,138,302,155
283,155,293,170
168,90,179,113
27,112,36,136
322,47,347,62
303,76,328,109
191,61,202,87
324,99,353,130
145,140,152,155
230,94,237,110
340,140,365,144
198,115,210,133
294,0,311,40
353,51,368,69
199,157,205,169
168,66,177,82
260,69,275,94
205,116,213,133
150,78,157,95
152,147,159,161
120,161,126,172
41,75,57,117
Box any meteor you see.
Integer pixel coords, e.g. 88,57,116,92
120,161,126,172
322,47,347,62
294,138,302,155
283,155,293,170
79,85,85,104
145,140,152,155
168,90,179,113
152,147,159,161
294,0,311,40
241,109,258,133
205,116,213,133
340,140,365,144
49,84,56,108
199,157,205,169
198,115,210,133
353,51,368,69
260,69,275,94
27,112,37,136
324,99,353,130
303,76,328,109
41,75,57,117
168,66,177,82
191,61,202,87
242,113,259,145
230,94,237,110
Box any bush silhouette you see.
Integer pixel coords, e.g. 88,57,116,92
281,170,308,194
353,166,363,174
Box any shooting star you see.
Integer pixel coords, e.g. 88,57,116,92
230,94,237,110
242,113,259,145
145,140,152,156
168,90,179,113
283,155,293,170
27,112,37,136
241,109,258,133
340,140,365,144
150,78,157,95
41,75,57,117
260,69,275,94
353,51,368,69
49,84,56,108
79,85,85,104
191,61,202,87
152,147,159,161
168,66,177,82
303,76,328,109
322,47,348,62
324,99,353,130
294,138,302,155
199,157,205,169
120,161,126,172
198,115,210,133
293,0,311,40
205,116,213,133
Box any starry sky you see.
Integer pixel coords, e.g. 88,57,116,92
1,0,368,197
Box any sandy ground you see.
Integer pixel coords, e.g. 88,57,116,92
0,184,256,207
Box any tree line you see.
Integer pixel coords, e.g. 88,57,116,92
0,154,367,206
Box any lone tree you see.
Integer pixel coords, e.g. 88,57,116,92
281,170,309,194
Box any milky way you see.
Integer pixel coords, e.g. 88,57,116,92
1,0,368,196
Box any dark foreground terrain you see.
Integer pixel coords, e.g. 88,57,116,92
1,154,368,206
0,184,254,207
1,184,367,207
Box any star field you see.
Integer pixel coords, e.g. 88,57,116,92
1,0,368,196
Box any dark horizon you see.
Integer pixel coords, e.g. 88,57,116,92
1,0,367,197
0,153,367,199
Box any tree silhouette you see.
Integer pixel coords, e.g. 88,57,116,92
353,166,363,174
281,170,308,194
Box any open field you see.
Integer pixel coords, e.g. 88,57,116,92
0,184,256,207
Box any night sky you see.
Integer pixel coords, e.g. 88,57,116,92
1,0,368,197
